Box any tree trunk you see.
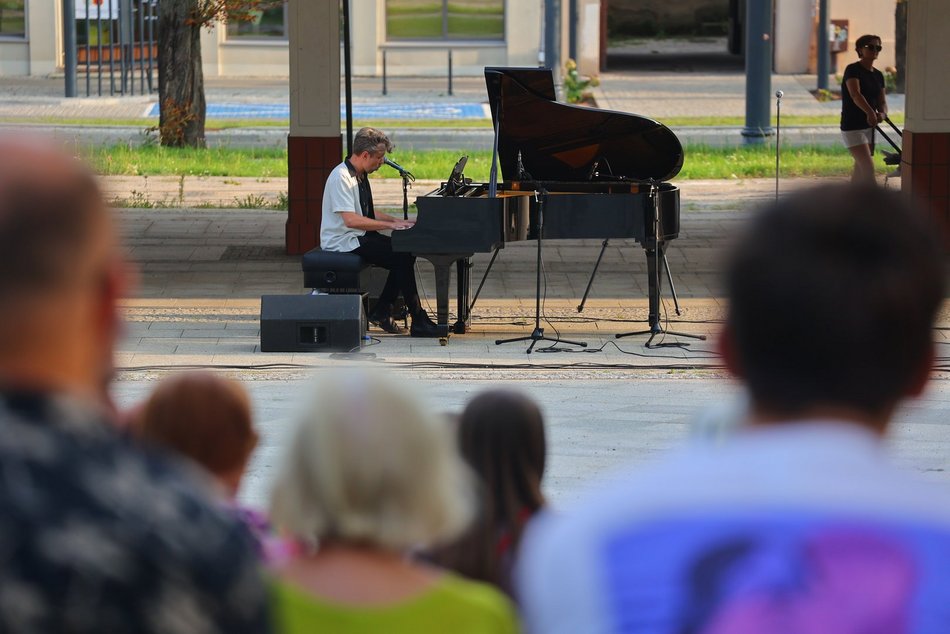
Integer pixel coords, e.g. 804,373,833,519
157,0,206,148
895,0,906,94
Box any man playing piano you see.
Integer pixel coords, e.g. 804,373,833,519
320,127,440,337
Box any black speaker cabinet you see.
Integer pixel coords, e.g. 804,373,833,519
260,294,366,353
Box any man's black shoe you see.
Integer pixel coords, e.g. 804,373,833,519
413,309,439,329
410,318,442,338
369,314,407,335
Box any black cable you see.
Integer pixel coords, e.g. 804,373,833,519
538,339,720,359
114,360,728,372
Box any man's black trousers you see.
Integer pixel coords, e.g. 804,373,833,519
354,231,421,315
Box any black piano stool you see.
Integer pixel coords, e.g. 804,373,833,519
302,248,370,293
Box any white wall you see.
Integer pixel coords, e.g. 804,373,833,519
0,41,29,75
576,0,601,77
773,0,897,75
829,0,896,70
351,0,539,77
774,0,814,73
0,0,57,76
28,0,58,74
201,20,289,78
350,0,381,76
289,0,339,136
905,0,950,132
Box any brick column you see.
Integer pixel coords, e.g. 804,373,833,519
286,0,341,254
902,0,950,244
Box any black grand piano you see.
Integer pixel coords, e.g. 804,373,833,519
391,66,684,340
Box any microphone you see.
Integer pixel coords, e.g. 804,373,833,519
384,157,414,181
775,90,784,99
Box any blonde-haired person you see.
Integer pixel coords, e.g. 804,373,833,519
269,371,518,633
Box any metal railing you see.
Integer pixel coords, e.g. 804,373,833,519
65,0,158,97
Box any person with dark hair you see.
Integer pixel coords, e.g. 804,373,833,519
321,126,439,337
517,184,950,634
840,34,888,183
0,136,271,633
137,372,258,497
429,390,547,596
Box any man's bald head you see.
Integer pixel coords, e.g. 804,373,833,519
0,136,107,303
0,136,130,403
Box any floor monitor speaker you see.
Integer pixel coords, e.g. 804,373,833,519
260,294,366,352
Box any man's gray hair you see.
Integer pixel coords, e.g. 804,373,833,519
352,127,393,157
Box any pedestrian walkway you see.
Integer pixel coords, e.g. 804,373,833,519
0,62,904,150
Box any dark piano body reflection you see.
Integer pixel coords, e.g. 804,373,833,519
391,67,684,340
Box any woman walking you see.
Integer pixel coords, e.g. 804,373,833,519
840,34,888,183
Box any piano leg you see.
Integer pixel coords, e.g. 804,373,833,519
454,257,472,334
418,253,471,341
646,243,664,329
616,241,706,347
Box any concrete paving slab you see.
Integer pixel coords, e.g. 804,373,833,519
109,376,950,509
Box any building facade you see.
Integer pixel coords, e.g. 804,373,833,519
0,0,896,80
0,0,600,80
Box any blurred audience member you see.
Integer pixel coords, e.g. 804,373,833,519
430,389,546,596
269,372,519,633
135,371,292,561
517,184,949,634
139,372,257,497
0,136,270,633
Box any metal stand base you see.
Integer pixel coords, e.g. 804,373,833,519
496,327,587,355
615,321,706,348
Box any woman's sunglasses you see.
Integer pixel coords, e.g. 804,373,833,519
863,44,883,52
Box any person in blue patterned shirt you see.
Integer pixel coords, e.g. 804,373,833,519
0,135,271,633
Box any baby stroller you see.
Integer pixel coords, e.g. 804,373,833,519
875,116,903,183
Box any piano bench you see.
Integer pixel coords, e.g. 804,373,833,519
302,248,370,293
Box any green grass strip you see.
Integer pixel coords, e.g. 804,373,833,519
81,144,877,180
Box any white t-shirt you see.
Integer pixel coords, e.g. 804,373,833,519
320,161,364,253
517,421,950,634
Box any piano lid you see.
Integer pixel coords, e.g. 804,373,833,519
485,67,684,183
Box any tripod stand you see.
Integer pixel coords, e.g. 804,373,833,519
496,189,587,354
616,181,706,348
577,239,682,315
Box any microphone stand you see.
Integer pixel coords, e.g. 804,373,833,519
400,168,414,220
615,180,706,348
496,186,587,354
775,90,783,201
468,97,505,318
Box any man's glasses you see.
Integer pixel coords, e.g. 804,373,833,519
864,44,883,52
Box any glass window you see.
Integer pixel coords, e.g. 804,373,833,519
227,6,287,39
387,0,504,40
0,0,26,38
